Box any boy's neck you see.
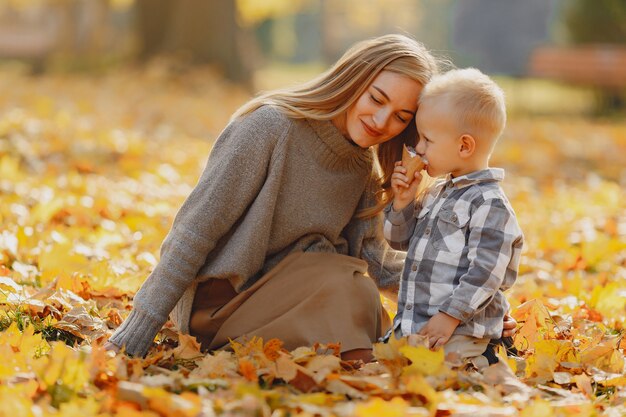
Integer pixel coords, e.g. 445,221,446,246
450,159,489,178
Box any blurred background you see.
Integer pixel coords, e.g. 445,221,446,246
1,0,625,114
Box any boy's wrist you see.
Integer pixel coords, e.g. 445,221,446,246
438,311,461,326
392,198,411,212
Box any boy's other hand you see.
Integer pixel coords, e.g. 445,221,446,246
418,312,461,350
391,161,422,211
502,314,517,338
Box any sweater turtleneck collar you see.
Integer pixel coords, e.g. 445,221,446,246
306,118,374,172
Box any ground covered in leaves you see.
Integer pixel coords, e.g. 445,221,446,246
1,64,625,416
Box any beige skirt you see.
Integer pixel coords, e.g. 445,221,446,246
188,251,391,353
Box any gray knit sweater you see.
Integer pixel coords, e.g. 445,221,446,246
109,106,405,356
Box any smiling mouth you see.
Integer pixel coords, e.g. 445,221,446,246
361,121,382,137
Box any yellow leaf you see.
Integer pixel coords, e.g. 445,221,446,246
0,156,23,182
144,387,202,417
595,374,626,387
512,299,552,326
354,397,410,417
525,339,570,382
399,345,445,376
230,336,264,358
291,392,343,406
589,282,626,319
305,354,341,384
372,334,408,378
580,344,625,374
573,373,594,398
405,374,439,409
57,397,101,417
30,196,65,224
38,242,91,283
520,398,554,417
189,350,238,379
36,341,90,393
0,384,37,417
1,322,48,359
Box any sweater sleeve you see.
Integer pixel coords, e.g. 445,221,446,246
342,173,406,294
109,106,291,356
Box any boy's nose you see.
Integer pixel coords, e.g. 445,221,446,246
416,139,426,154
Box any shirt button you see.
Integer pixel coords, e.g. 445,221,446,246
406,304,413,310
442,193,448,198
451,214,458,222
411,264,417,271
425,227,431,235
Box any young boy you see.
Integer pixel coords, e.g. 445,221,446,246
383,68,523,366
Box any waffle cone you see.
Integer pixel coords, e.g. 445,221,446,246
402,144,425,180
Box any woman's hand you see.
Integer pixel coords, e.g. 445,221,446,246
103,341,121,354
502,314,517,338
391,161,422,211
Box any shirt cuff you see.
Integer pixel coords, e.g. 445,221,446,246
384,200,416,225
108,308,164,357
439,298,474,323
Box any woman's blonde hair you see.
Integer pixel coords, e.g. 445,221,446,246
234,34,439,217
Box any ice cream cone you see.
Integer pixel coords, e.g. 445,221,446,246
402,144,425,181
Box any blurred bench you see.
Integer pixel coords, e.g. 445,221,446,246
0,10,60,73
529,45,626,89
0,26,57,58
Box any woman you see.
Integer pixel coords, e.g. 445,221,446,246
106,34,515,361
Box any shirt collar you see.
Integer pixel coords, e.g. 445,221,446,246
444,168,505,189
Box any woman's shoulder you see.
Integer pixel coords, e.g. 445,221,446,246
215,105,298,150
233,105,295,133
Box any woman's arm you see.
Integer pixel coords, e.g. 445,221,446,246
108,107,290,357
342,173,407,296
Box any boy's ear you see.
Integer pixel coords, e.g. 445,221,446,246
458,134,476,158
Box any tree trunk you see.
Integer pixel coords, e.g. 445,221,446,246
135,0,252,84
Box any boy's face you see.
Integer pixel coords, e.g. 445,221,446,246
341,70,422,148
415,99,464,178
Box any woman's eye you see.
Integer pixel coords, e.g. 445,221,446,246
397,114,407,123
370,94,382,104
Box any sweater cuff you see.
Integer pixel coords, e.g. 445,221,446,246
108,308,164,357
384,200,416,225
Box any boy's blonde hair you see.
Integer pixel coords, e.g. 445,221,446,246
419,68,506,148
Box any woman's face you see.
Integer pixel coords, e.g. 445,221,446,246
336,71,422,148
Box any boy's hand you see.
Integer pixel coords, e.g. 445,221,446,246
502,314,517,338
391,161,422,211
418,312,461,350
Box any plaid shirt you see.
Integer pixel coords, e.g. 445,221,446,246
383,168,523,340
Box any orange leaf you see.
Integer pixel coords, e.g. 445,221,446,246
238,359,257,382
172,333,202,360
263,338,284,361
